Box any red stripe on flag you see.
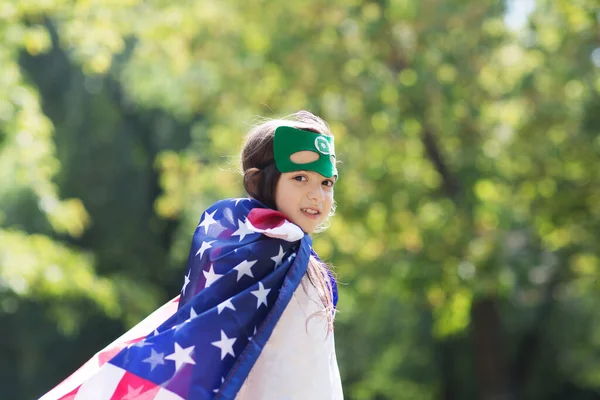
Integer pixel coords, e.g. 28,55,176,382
247,208,287,229
57,386,79,400
110,371,160,400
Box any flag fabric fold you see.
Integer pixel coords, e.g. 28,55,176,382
40,198,332,400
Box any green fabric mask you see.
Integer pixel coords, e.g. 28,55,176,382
273,126,338,178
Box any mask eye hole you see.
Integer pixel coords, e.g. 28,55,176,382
289,151,319,164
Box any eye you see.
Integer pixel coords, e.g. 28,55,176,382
323,179,335,188
293,175,308,182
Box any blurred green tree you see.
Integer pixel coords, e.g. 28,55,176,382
1,0,599,399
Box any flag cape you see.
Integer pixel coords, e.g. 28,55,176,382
40,198,337,400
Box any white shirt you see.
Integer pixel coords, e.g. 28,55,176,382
236,275,344,399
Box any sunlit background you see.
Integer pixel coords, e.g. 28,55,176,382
1,0,599,399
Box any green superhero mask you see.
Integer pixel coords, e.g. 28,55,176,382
273,126,338,178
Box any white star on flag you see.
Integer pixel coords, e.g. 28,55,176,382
122,385,144,400
143,348,165,371
286,252,297,263
234,198,245,206
271,246,285,268
198,210,217,233
217,298,236,314
181,271,191,295
214,377,225,393
211,330,237,360
203,264,223,288
165,342,196,370
233,259,257,281
195,240,215,258
251,282,271,309
189,307,197,320
231,219,254,241
248,326,257,342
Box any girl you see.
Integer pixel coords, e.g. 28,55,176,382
234,111,343,398
40,111,342,400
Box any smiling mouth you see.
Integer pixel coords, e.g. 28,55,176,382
301,208,321,219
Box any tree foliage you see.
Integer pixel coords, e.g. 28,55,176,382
1,0,599,399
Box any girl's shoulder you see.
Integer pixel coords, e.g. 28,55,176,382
200,197,306,243
212,197,253,208
205,197,267,214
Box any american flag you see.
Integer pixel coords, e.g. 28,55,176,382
40,198,335,400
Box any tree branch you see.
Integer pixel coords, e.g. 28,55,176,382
421,125,461,200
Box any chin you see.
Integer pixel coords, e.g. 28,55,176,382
290,214,323,234
301,222,320,234
291,221,311,234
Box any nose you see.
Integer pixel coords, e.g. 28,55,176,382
307,181,324,203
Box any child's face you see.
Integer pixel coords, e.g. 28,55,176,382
275,170,335,233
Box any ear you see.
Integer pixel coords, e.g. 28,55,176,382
244,168,261,197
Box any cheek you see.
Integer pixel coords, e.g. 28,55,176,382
324,191,334,213
274,181,294,210
273,182,282,210
274,187,286,211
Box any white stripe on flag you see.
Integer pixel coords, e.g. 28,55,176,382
74,363,125,400
154,388,185,400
